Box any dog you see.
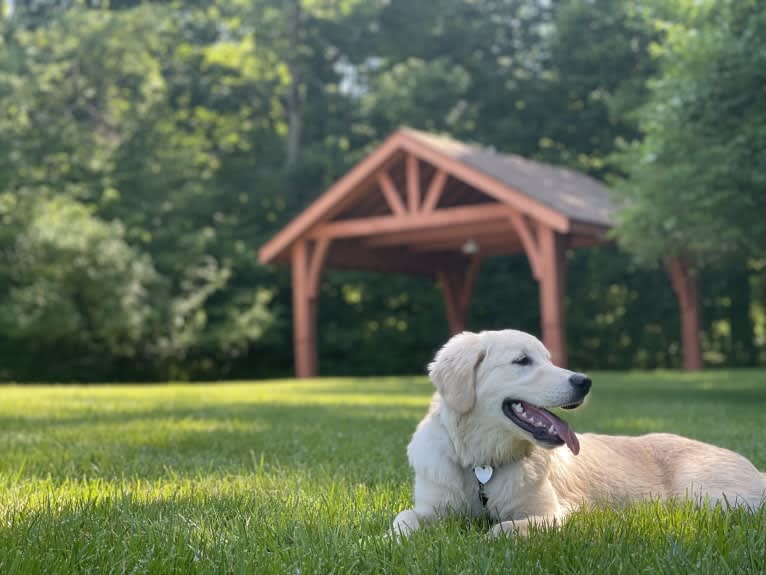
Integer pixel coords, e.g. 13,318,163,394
392,329,766,537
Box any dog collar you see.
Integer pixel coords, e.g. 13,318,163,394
473,465,493,507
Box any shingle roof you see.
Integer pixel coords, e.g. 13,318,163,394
402,128,617,228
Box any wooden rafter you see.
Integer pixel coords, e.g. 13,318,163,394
509,212,542,280
398,134,570,232
377,172,407,216
307,238,331,299
407,154,420,212
421,169,448,213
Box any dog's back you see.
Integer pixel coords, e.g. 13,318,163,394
550,432,766,510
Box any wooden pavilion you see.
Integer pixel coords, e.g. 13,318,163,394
259,128,702,377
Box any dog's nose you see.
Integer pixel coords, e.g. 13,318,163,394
569,373,592,393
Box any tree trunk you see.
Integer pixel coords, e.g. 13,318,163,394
667,256,703,370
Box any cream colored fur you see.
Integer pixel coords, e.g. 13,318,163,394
392,329,766,537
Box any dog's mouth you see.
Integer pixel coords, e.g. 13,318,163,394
502,399,581,455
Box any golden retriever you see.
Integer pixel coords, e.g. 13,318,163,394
392,329,766,537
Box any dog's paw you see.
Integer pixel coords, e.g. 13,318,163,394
391,509,420,539
490,520,529,538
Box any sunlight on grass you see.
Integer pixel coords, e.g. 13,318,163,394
1,371,765,573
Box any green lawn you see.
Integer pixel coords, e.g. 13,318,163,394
1,371,765,574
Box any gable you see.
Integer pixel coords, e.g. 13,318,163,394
259,128,612,266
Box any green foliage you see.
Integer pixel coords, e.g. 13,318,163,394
546,0,658,174
1,373,765,572
0,0,763,380
0,197,157,379
566,246,682,368
614,0,766,263
363,58,474,135
0,4,282,379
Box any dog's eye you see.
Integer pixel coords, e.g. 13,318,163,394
513,355,532,366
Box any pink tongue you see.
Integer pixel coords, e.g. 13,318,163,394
522,402,580,455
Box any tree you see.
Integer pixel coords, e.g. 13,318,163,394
0,5,281,379
613,0,766,265
0,196,157,380
0,0,762,380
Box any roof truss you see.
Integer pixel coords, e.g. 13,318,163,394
259,129,611,275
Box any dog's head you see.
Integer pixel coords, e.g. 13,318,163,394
429,329,590,456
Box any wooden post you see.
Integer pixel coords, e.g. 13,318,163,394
438,256,482,334
439,272,464,334
291,238,330,378
667,256,703,370
509,215,567,366
291,240,314,378
538,225,568,367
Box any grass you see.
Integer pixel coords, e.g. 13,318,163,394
1,370,765,574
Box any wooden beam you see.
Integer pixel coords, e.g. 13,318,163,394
421,169,448,212
667,256,703,370
326,244,464,277
307,238,331,299
377,171,406,216
365,218,516,248
310,203,514,240
407,154,420,212
509,212,543,280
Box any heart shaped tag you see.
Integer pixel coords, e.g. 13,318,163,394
473,465,493,484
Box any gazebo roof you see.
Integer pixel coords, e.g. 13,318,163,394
259,127,616,273
402,129,616,228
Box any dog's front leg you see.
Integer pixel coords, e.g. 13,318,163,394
490,513,563,538
391,508,424,537
392,473,470,537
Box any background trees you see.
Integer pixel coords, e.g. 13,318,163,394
612,0,766,367
614,0,766,265
0,0,762,380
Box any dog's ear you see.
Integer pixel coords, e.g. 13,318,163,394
429,332,486,414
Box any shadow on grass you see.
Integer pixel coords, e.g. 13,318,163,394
0,398,425,484
3,372,766,484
